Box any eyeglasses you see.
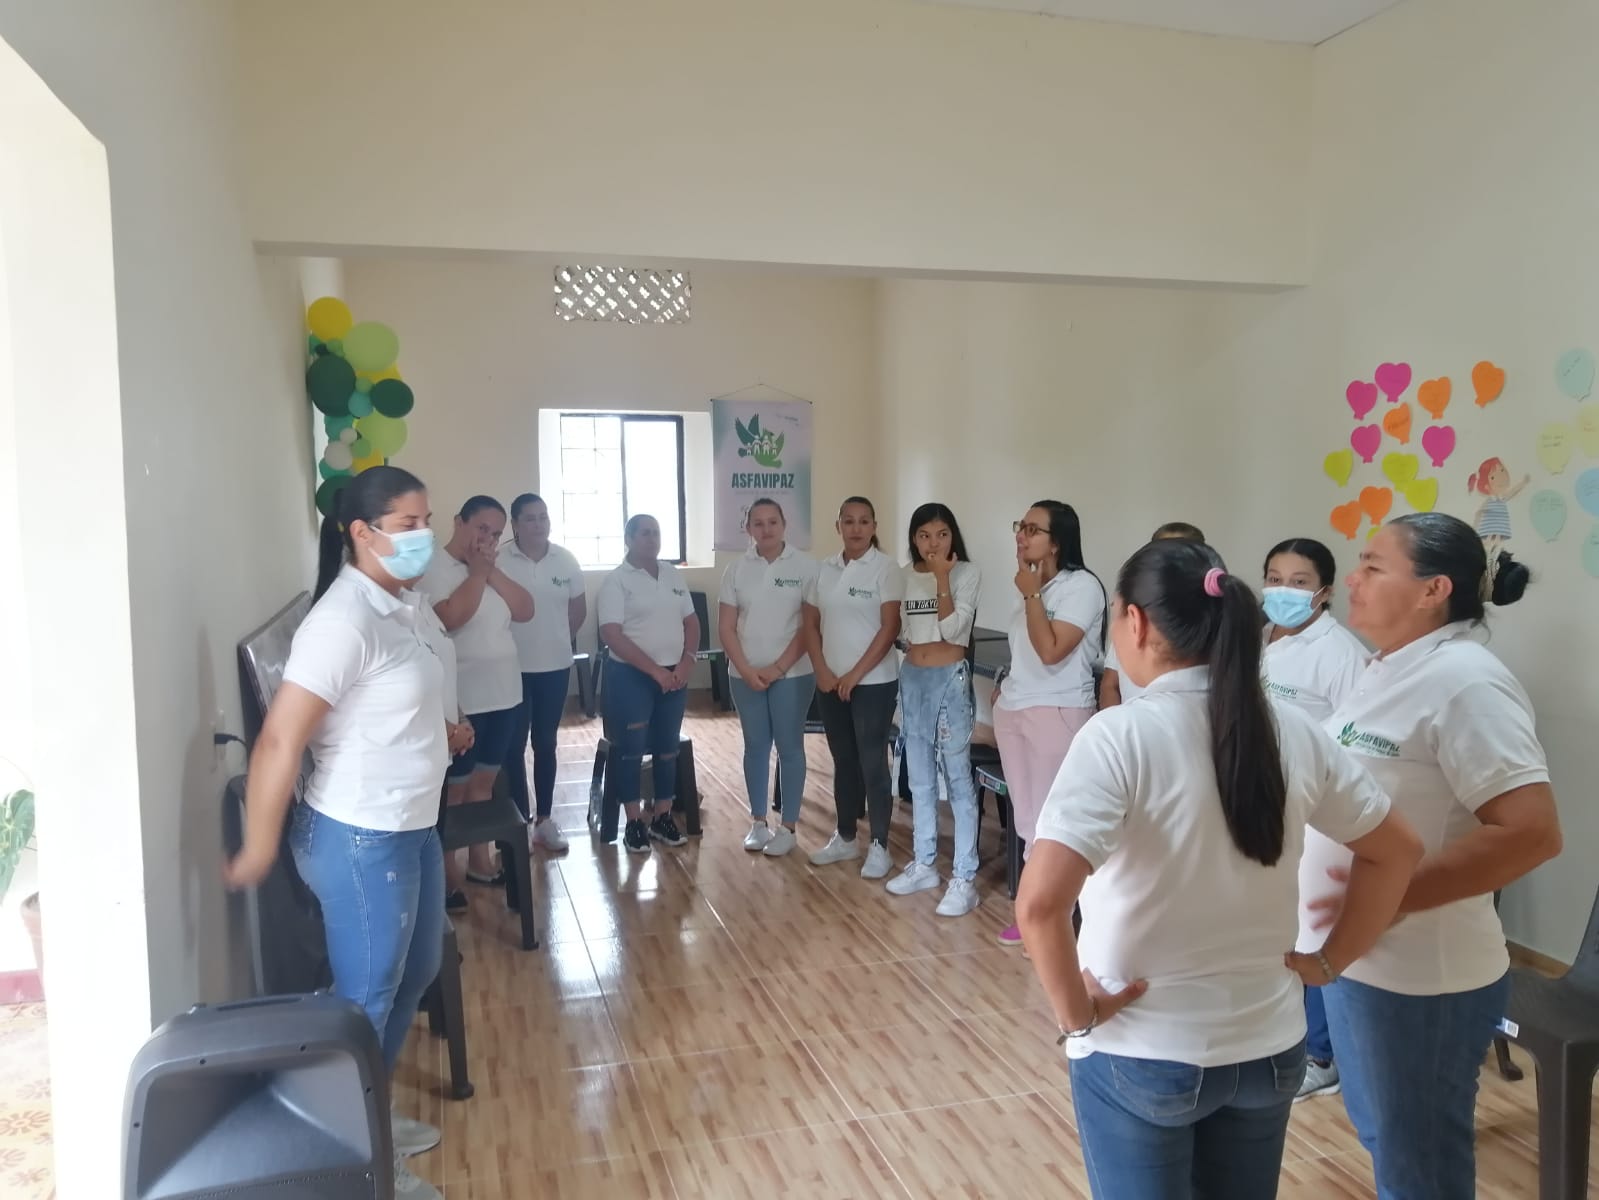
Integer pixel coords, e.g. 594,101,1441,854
1012,521,1047,537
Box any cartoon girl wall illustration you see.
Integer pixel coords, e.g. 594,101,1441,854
1468,456,1530,556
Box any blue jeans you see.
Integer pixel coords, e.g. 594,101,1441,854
1070,1041,1307,1200
899,660,979,879
1305,985,1333,1063
729,674,816,824
603,659,689,813
289,803,445,1074
504,668,571,819
1322,972,1509,1199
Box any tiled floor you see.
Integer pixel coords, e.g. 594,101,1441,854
386,700,1584,1198
0,1002,52,1200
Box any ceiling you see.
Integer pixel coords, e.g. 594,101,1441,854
910,0,1405,44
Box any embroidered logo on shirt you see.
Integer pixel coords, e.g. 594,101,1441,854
1265,681,1301,700
672,587,687,596
1336,722,1401,758
846,586,877,599
551,576,571,587
771,577,803,588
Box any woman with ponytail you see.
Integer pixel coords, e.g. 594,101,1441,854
224,467,459,1200
1016,538,1422,1200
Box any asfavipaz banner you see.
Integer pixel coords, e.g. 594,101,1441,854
711,397,813,550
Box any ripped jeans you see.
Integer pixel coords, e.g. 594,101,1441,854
899,659,980,880
603,658,689,813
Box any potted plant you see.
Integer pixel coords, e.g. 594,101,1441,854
0,787,41,976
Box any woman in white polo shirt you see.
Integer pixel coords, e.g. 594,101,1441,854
887,501,984,918
803,496,903,876
719,498,820,858
597,513,700,855
992,500,1105,948
1258,535,1369,1103
420,495,534,910
498,492,586,853
1017,537,1422,1200
1098,521,1205,709
223,466,458,1200
1301,513,1562,1199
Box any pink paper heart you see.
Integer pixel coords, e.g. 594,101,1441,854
1375,362,1413,403
1351,424,1382,464
1345,380,1378,421
1421,424,1456,468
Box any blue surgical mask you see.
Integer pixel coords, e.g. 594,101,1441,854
373,527,435,581
1262,585,1319,629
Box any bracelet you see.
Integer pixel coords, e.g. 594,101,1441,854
937,591,952,599
1314,950,1338,983
1024,591,1042,601
1055,998,1100,1043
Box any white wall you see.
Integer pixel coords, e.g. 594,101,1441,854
236,0,1311,287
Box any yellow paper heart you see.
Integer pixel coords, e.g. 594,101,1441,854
1323,449,1355,488
1401,477,1439,512
1576,408,1599,459
1381,452,1419,486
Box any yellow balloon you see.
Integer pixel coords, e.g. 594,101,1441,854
350,449,386,474
307,296,354,341
364,364,402,384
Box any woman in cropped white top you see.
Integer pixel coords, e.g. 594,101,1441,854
884,502,984,918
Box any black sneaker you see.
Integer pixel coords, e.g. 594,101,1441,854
445,889,469,913
649,812,687,847
623,818,652,854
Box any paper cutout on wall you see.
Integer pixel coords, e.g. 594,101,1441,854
1417,377,1451,421
1556,349,1595,401
1346,380,1379,421
1382,403,1413,445
1324,449,1355,487
1472,361,1506,407
1468,457,1528,550
1584,525,1599,579
1330,501,1363,541
1576,469,1599,518
1359,486,1393,524
1401,477,1439,512
1576,408,1599,458
1352,425,1383,463
1529,490,1567,542
1421,424,1456,468
1537,424,1574,474
1381,452,1419,486
1374,362,1412,404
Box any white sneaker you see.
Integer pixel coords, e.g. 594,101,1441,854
744,822,773,851
763,826,798,857
531,819,569,853
886,862,941,896
390,1113,440,1158
393,1152,443,1198
935,877,980,917
861,840,893,879
809,833,861,866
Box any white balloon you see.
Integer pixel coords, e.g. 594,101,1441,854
338,426,359,445
324,442,354,472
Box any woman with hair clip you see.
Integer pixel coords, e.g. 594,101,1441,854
992,500,1105,948
498,492,586,853
805,496,903,875
224,466,463,1200
1016,538,1423,1200
1258,535,1369,1103
719,497,820,858
1301,513,1562,1199
420,495,534,910
887,502,984,917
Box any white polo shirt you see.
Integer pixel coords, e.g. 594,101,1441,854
1261,611,1368,723
997,568,1105,711
421,604,462,724
1037,666,1391,1067
811,546,906,685
719,544,820,678
597,559,694,667
499,541,585,674
1297,622,1550,995
418,552,522,716
1103,644,1146,704
282,566,450,832
901,561,982,647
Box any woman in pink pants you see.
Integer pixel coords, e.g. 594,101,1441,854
993,501,1106,947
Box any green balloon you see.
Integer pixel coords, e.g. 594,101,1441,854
307,354,357,415
315,475,350,517
324,413,355,438
348,392,374,418
307,334,324,355
354,377,373,394
327,339,344,357
318,460,352,481
370,378,415,418
359,412,408,457
350,437,372,458
343,321,400,373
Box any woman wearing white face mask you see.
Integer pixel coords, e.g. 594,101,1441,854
1260,537,1369,1104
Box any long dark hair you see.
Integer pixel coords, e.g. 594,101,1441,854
315,466,427,601
1033,499,1107,650
906,501,970,565
1389,512,1530,623
1263,537,1337,612
1117,539,1286,866
839,495,881,549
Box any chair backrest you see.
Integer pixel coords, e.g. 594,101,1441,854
237,592,312,747
689,590,713,652
1564,879,1599,994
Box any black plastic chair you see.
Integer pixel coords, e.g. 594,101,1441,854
971,751,1022,901
437,777,537,951
689,589,733,711
573,638,596,719
1498,881,1599,1200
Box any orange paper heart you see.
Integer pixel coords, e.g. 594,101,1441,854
1330,501,1363,541
1417,377,1451,421
1472,361,1506,407
1382,403,1412,445
1359,486,1393,524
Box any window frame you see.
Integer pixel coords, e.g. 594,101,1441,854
557,411,688,567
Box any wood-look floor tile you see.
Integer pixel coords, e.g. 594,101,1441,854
853,898,1017,961
568,887,723,941
803,1018,1031,1118
905,948,1050,1018
963,1006,1074,1094
464,995,625,1070
759,961,948,1041
722,914,896,976
631,1039,843,1145
588,928,754,995
462,938,603,1011
606,976,788,1059
560,851,687,897
661,1119,908,1199
443,1153,675,1199
1276,1153,1377,1198
1475,1122,1598,1197
862,1092,1089,1198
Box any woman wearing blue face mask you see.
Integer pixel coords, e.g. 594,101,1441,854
1261,537,1370,1105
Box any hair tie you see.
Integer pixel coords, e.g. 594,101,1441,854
337,522,346,533
1480,553,1501,603
1203,567,1227,597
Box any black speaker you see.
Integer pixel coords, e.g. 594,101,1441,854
123,992,392,1198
